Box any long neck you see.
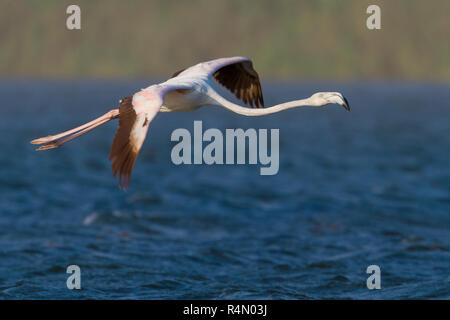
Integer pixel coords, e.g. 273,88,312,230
208,89,313,116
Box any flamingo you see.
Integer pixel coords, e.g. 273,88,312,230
31,56,350,188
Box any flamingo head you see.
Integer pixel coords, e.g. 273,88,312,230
309,92,350,111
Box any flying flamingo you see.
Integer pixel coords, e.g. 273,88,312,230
31,56,350,188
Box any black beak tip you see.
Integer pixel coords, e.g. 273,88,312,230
343,96,350,111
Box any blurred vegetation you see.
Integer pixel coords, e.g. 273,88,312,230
1,0,449,80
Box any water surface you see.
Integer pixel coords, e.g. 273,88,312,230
0,79,449,299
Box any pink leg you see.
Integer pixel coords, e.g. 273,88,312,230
31,109,119,145
35,115,113,150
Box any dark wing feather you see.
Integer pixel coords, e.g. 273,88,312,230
213,61,264,108
170,68,186,79
109,96,150,189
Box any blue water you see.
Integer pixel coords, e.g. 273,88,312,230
0,79,449,299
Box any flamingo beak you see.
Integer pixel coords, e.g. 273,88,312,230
342,96,350,111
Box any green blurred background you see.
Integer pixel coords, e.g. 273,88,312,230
1,0,449,80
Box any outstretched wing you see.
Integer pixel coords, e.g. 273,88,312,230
212,58,264,108
170,57,264,108
109,84,189,189
109,96,151,189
